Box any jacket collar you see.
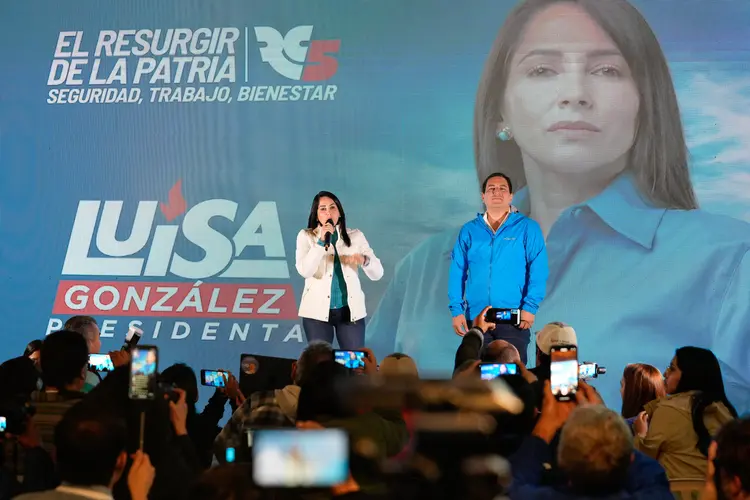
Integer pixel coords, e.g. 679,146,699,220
512,172,666,249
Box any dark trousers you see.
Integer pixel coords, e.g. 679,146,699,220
481,324,531,364
302,307,366,350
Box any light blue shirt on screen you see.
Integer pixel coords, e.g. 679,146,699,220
448,212,548,319
366,172,750,413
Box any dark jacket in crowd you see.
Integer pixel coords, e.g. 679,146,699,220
508,435,674,499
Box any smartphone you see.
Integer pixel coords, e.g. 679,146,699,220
252,429,349,487
201,369,227,387
128,345,158,400
88,353,115,373
579,362,597,380
484,308,521,326
480,362,518,380
0,417,6,433
551,345,578,401
333,350,366,370
225,447,236,464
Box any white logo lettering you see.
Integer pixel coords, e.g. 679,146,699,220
62,199,289,279
254,26,313,80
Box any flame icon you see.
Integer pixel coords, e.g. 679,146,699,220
160,180,187,222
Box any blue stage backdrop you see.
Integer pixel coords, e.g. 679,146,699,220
1,0,750,414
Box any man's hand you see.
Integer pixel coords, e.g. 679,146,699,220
128,450,155,500
454,360,481,380
519,310,535,330
513,359,538,384
220,371,246,406
167,388,188,436
532,380,576,443
472,306,496,333
576,380,604,406
452,314,469,336
109,350,131,368
360,347,378,376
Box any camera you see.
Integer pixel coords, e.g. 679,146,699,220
0,397,36,435
578,362,607,380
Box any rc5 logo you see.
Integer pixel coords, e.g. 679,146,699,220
254,26,340,81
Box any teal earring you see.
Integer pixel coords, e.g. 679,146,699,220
496,125,513,141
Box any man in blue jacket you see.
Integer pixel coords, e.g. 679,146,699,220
449,172,548,363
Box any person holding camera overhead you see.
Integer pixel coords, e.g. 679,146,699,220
296,191,383,350
449,173,548,363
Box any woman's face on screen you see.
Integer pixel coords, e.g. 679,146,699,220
502,3,639,175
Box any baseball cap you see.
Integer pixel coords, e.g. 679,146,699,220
536,322,577,355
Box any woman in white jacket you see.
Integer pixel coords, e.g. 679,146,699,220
295,191,383,349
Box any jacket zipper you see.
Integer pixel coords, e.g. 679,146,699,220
486,216,509,306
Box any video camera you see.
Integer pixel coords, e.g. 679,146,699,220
578,362,607,380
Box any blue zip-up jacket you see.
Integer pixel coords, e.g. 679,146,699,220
449,211,548,320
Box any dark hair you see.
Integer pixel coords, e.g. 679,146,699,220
64,315,98,333
674,347,738,455
482,173,513,194
475,0,697,210
55,404,127,487
0,356,40,401
23,339,43,358
621,363,666,419
296,360,352,422
713,417,750,495
295,341,334,385
161,363,199,407
306,191,351,247
40,330,89,390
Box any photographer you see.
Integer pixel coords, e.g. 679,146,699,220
508,381,673,499
453,307,536,388
160,363,244,469
84,366,201,500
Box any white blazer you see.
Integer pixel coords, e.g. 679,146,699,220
295,227,383,322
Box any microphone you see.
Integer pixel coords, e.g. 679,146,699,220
324,218,334,250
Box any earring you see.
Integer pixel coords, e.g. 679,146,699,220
496,125,513,141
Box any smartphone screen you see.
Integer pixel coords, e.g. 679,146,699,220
201,369,227,387
480,363,518,380
485,308,520,325
0,417,6,433
225,447,236,463
88,353,115,373
579,362,596,380
551,346,578,401
252,429,349,487
334,350,366,370
129,346,158,400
